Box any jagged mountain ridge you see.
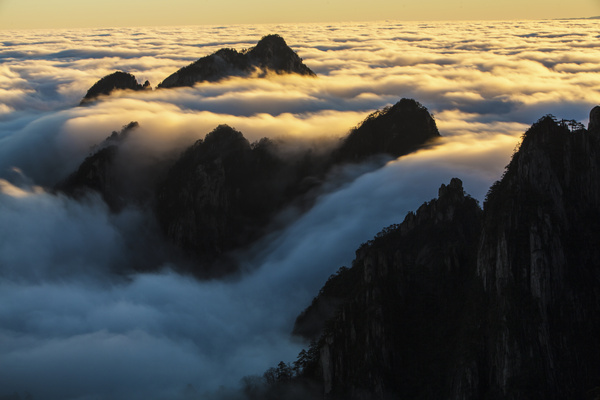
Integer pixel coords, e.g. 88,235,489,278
158,34,315,88
155,99,440,269
79,34,314,103
285,109,600,399
58,98,440,276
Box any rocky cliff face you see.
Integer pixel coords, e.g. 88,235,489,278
293,110,600,399
298,179,483,399
158,34,314,89
478,115,600,399
81,72,149,104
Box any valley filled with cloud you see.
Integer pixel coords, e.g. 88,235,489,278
1,19,599,399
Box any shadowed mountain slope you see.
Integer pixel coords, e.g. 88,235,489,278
285,110,600,400
56,122,141,211
58,99,439,276
155,99,439,273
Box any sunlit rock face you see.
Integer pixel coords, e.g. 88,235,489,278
158,34,315,88
80,71,148,104
296,108,600,399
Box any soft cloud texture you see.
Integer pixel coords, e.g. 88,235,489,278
1,19,599,400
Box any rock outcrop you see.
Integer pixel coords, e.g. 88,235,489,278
81,72,149,104
291,110,600,399
157,34,315,88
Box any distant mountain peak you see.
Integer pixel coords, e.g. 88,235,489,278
157,34,315,89
334,98,440,162
80,71,148,104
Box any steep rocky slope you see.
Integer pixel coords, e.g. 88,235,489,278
478,114,600,399
289,109,600,399
295,179,484,399
157,34,314,88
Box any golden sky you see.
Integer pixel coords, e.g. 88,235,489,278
0,0,599,29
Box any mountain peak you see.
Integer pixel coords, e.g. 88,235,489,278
254,34,287,48
157,34,314,88
80,71,146,104
335,98,440,163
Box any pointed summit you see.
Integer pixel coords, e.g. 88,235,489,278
157,34,314,89
246,34,315,76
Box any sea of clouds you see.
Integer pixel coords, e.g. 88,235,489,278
1,19,599,400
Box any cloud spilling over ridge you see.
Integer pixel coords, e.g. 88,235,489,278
0,142,500,400
1,19,599,400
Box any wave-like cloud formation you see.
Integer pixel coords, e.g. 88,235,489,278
1,20,599,400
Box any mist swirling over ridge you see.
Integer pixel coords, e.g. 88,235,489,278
1,20,600,400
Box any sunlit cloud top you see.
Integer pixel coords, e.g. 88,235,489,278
1,20,600,400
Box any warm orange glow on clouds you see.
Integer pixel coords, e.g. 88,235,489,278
1,19,600,400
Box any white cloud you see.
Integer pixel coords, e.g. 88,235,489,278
1,19,599,400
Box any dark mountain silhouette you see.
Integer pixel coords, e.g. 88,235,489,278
476,113,600,399
56,122,140,210
57,98,438,276
335,98,439,163
79,35,313,103
280,108,600,399
589,105,600,133
80,71,149,104
155,99,439,274
157,34,315,88
155,125,292,274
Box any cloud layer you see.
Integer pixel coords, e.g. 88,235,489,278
1,19,599,400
